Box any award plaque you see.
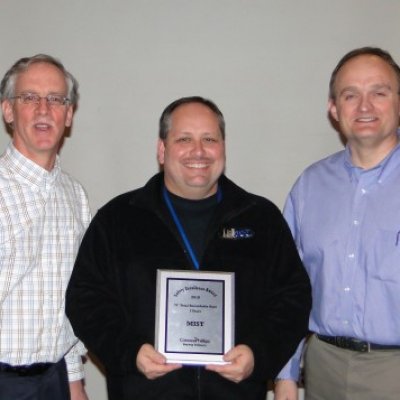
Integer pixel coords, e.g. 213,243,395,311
155,269,234,365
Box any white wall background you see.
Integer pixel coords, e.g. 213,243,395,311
1,1,399,399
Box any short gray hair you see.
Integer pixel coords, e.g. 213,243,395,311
0,54,79,105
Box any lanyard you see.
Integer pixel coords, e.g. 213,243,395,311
162,186,222,270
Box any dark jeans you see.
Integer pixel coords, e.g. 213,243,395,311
0,358,70,400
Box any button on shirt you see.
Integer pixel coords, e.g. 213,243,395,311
0,144,91,381
279,140,400,380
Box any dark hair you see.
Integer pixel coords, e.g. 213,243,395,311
0,54,79,105
159,96,225,140
329,47,400,100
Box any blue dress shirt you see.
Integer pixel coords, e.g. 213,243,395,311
279,139,400,380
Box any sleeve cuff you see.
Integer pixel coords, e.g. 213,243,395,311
64,341,86,381
276,339,305,381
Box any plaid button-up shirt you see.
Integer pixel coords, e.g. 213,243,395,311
0,144,90,381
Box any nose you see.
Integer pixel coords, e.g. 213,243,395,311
36,97,50,114
191,140,206,156
358,94,373,112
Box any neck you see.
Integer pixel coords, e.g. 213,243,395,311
163,182,218,200
349,135,399,169
13,144,57,171
28,153,56,171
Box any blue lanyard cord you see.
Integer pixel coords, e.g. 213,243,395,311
216,186,222,203
163,187,200,269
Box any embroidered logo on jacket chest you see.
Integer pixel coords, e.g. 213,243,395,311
220,228,254,240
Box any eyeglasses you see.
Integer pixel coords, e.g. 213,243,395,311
10,92,71,106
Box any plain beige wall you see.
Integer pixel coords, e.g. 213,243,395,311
1,1,400,399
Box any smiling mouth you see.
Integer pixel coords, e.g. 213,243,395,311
34,123,52,131
355,117,377,123
186,163,210,169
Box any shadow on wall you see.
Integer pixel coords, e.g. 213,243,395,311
86,352,106,376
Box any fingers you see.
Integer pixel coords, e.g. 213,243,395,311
136,343,182,379
206,344,254,383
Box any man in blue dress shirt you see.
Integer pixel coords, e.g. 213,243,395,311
274,47,400,400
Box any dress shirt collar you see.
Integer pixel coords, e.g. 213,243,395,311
343,134,400,184
5,143,61,191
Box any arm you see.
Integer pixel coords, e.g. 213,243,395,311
272,189,307,400
66,212,144,374
273,343,304,400
64,340,86,382
282,189,303,258
245,211,311,380
276,340,304,381
274,380,298,400
69,380,89,400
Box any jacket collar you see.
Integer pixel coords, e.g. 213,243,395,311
129,172,256,230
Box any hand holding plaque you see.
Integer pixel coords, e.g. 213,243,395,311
155,270,234,365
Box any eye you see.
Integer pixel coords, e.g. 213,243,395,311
204,137,218,143
176,137,191,143
47,95,66,105
344,93,355,101
21,93,40,104
340,89,360,102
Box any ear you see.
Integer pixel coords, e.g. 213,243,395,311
1,100,14,124
328,98,339,121
157,138,165,165
65,105,74,127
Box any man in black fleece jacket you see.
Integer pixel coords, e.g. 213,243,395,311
66,96,311,400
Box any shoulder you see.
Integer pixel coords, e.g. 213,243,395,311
302,150,344,176
291,150,345,190
99,189,140,212
95,182,152,221
246,190,282,215
59,170,88,199
221,175,283,218
0,153,13,186
98,173,163,214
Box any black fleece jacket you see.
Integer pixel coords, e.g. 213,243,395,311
66,173,311,400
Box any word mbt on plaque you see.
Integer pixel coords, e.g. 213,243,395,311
155,269,234,365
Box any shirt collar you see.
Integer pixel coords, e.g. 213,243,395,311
5,143,61,191
343,134,400,184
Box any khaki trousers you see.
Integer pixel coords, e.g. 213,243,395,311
305,334,400,400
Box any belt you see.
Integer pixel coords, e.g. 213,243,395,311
317,334,400,352
0,362,54,376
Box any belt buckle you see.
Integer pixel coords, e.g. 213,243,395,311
357,340,370,352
